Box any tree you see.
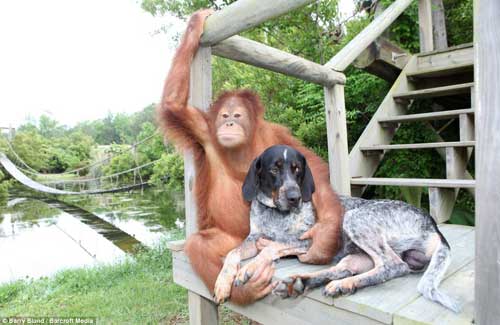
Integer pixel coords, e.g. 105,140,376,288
0,168,10,203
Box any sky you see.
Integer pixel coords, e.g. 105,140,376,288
0,0,355,128
0,0,183,128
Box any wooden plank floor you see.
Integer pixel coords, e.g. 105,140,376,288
171,224,474,325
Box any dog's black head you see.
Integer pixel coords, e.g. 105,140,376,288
242,145,315,211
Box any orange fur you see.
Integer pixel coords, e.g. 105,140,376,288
158,11,343,305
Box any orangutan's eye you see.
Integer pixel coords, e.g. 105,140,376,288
234,113,241,118
222,113,229,118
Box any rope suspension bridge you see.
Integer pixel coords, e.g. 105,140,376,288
0,130,166,195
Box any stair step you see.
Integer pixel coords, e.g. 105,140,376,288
379,108,474,124
360,141,475,152
406,62,473,79
416,43,473,57
351,178,475,188
393,82,474,100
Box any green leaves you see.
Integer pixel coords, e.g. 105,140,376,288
150,152,184,191
9,128,96,174
0,169,10,203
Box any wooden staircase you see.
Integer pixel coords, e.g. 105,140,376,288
349,44,475,223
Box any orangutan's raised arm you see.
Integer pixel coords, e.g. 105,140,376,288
158,9,213,149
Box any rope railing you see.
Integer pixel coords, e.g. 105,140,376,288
41,159,161,185
1,129,161,178
3,139,41,174
0,152,155,195
0,128,167,194
54,130,161,176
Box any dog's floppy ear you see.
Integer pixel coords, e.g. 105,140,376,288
242,156,261,202
301,158,315,202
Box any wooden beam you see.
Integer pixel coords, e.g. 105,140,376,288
325,0,413,71
166,240,185,252
474,0,500,322
393,82,473,100
429,147,468,223
351,177,475,188
200,0,316,46
360,141,475,151
186,46,212,236
212,36,345,86
379,108,474,124
186,46,219,325
429,187,455,222
188,292,219,325
431,0,448,50
324,85,350,195
418,0,434,52
353,37,410,82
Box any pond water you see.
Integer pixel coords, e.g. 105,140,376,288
0,187,185,284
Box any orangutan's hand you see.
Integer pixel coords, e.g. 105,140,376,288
190,8,214,22
298,222,338,264
229,260,275,305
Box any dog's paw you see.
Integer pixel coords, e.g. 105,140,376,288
272,277,305,298
213,272,235,304
234,257,270,287
322,279,357,297
234,263,255,287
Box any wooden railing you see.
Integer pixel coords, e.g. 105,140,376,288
322,0,437,195
326,0,414,72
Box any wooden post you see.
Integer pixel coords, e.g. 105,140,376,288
9,127,15,141
431,0,448,50
418,0,434,52
429,147,467,223
324,85,350,195
185,46,219,325
474,0,500,323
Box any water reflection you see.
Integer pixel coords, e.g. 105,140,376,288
63,188,185,246
0,197,126,283
37,197,142,252
0,187,185,284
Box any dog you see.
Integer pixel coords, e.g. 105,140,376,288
213,145,316,303
273,185,460,311
214,145,460,312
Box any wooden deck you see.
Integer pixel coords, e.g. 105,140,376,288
169,224,474,325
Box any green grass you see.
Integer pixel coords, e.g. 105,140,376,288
0,243,255,325
0,243,188,324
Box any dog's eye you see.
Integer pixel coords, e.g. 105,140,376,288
270,167,279,175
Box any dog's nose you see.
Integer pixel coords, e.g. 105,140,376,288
286,190,301,207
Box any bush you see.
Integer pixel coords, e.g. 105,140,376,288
151,152,184,192
0,169,10,203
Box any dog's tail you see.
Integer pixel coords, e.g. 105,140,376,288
417,235,461,313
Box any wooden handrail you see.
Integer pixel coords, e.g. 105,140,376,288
200,0,316,46
325,0,414,71
212,36,346,86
